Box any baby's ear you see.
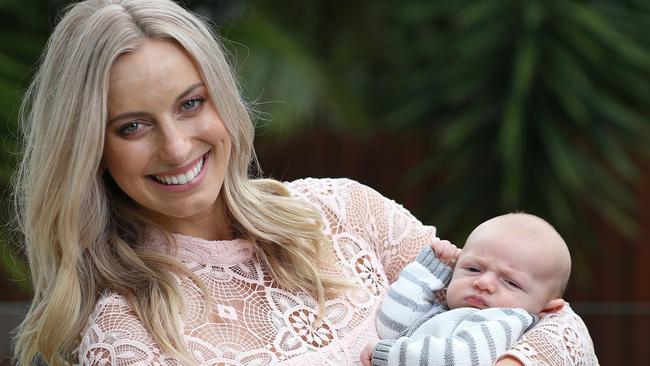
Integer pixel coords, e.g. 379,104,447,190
540,298,565,315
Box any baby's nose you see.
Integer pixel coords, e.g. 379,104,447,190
473,274,496,293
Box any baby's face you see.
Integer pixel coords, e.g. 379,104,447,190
445,223,561,314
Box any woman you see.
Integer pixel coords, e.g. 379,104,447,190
13,0,598,365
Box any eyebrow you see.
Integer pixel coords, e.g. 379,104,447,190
461,255,526,280
107,82,206,124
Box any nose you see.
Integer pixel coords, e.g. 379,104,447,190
157,119,192,164
473,273,496,293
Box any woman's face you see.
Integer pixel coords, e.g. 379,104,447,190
104,39,232,238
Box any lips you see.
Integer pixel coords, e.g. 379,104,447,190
465,295,487,309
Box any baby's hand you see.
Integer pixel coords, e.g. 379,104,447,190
431,239,461,267
360,340,377,366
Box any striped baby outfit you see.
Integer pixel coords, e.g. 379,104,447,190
372,246,536,366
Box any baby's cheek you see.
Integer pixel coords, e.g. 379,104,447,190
445,284,460,308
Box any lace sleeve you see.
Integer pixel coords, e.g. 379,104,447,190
347,180,437,282
78,293,176,366
498,303,599,366
287,178,437,283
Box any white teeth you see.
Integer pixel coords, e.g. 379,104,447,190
153,156,204,185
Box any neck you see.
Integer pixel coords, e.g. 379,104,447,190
144,198,235,241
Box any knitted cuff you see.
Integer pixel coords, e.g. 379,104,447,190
372,339,397,366
415,246,453,285
527,313,540,330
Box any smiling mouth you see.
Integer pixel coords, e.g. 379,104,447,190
151,154,206,185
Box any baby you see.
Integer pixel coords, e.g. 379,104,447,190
361,213,571,366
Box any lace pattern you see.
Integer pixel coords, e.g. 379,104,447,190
78,178,598,365
499,303,599,365
79,179,428,365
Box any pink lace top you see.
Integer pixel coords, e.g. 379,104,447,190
78,178,598,365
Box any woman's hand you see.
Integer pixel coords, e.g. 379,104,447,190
360,340,377,366
494,356,525,366
431,239,461,266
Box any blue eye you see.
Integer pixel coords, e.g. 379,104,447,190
466,266,481,273
181,97,205,111
119,121,143,135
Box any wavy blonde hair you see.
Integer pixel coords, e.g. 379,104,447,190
13,0,347,364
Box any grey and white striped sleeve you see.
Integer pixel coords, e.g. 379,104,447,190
372,307,537,366
376,245,453,339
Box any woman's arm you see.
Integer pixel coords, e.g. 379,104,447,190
347,179,438,282
495,356,524,366
80,293,163,365
496,303,600,366
286,178,436,281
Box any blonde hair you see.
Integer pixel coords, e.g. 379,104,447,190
13,0,346,364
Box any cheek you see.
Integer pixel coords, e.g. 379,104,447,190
103,144,125,174
223,133,232,158
208,118,231,157
447,274,472,294
103,139,149,179
217,123,231,148
196,105,227,133
445,280,460,300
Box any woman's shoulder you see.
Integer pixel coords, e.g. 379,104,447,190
284,177,363,196
78,292,160,364
284,177,390,206
80,292,149,341
284,178,390,217
85,292,135,322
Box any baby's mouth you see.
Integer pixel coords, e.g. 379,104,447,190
465,295,487,309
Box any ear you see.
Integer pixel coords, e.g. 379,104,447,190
539,298,565,316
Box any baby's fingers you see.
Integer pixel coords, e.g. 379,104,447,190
431,239,461,265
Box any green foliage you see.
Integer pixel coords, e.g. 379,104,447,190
225,13,369,135
0,0,648,296
213,0,650,247
0,0,49,184
0,0,52,295
380,0,650,245
210,0,374,136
